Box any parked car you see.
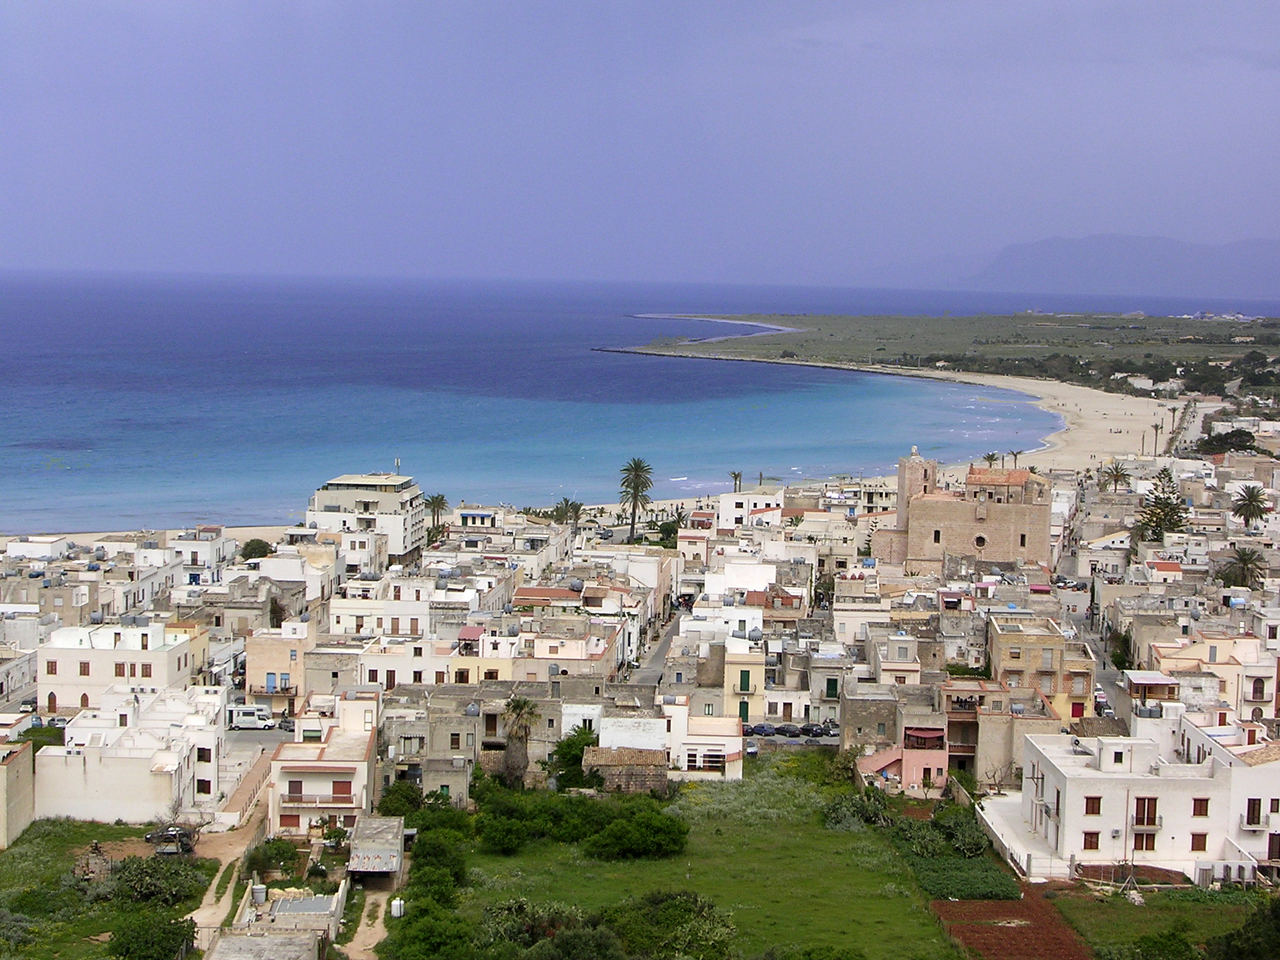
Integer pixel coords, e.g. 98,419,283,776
823,719,840,732
278,717,296,733
753,722,777,737
49,716,69,729
744,739,759,756
775,723,802,738
18,698,36,714
800,722,825,738
598,527,614,540
28,716,43,728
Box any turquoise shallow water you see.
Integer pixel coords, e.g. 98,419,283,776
0,274,1086,532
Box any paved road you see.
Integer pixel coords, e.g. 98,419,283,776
631,616,680,686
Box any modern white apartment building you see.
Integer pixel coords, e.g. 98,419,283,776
38,616,200,713
306,473,428,563
35,684,229,822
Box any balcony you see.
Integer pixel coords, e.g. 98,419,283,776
733,683,757,695
1242,687,1270,703
1240,813,1271,832
1130,815,1163,832
282,790,364,807
948,742,976,756
249,684,297,697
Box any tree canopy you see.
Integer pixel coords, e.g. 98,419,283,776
619,458,654,544
241,538,272,560
1134,467,1188,542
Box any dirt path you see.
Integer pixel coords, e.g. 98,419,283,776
343,881,393,960
187,804,266,929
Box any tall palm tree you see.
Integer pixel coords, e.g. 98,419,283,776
729,470,743,493
565,499,583,536
1098,463,1131,493
1218,546,1267,589
619,457,653,543
1232,485,1270,527
500,695,541,788
425,493,449,527
982,452,999,467
672,506,688,527
1009,450,1023,469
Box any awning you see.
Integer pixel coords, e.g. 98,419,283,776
904,728,944,738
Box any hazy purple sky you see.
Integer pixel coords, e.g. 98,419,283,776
2,2,1277,285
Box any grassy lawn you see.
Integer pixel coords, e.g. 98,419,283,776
0,818,215,960
460,809,960,960
1049,887,1260,953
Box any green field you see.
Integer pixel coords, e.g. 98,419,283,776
459,799,960,960
1049,886,1262,955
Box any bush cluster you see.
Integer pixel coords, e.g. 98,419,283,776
472,780,687,860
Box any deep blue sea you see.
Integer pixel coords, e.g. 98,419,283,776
2,274,1274,533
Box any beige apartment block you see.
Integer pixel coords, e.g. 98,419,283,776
987,614,1094,720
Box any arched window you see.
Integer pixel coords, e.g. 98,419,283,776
80,693,90,709
47,692,57,713
1252,677,1266,702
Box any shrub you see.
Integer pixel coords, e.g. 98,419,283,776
378,780,425,817
932,803,989,858
761,947,868,960
580,808,688,860
405,798,473,836
405,864,459,908
524,926,627,960
411,829,468,887
112,856,206,906
823,790,892,831
377,897,478,960
597,890,736,960
241,538,272,560
244,837,301,877
477,815,528,855
667,763,824,825
108,910,195,960
0,907,33,948
478,898,584,949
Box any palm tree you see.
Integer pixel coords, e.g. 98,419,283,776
982,452,999,467
425,493,449,527
1098,462,1131,493
1218,546,1267,589
672,506,688,527
1232,485,1269,527
499,696,541,788
1009,450,1023,469
619,457,653,543
729,471,743,493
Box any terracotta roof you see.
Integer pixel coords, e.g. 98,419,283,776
1149,561,1182,571
966,467,1033,484
1239,741,1280,766
458,625,484,641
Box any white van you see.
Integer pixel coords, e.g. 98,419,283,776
228,704,276,730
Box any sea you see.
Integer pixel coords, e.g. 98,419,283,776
1,273,1273,534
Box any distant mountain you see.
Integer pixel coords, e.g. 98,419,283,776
958,234,1280,300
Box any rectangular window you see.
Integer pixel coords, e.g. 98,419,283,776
46,661,56,675
368,669,378,683
826,677,839,698
1246,797,1262,825
450,733,460,749
280,814,301,829
933,529,941,544
1190,833,1207,852
197,747,212,763
196,779,211,795
704,703,714,715
1083,832,1099,850
1192,798,1209,817
1009,647,1021,660
1084,796,1101,815
484,669,499,680
413,671,423,684
113,662,125,677
79,661,90,676
739,669,751,692
1134,833,1155,851
141,663,152,678
876,722,886,736
1020,533,1027,547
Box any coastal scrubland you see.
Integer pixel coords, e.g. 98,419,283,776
635,312,1280,396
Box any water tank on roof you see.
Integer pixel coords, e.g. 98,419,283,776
90,611,104,624
725,596,735,606
86,562,100,571
748,627,763,642
42,579,51,588
503,603,513,614
731,629,746,639
506,624,519,637
464,702,480,716
94,547,106,560
436,578,448,590
300,612,310,622
569,578,584,592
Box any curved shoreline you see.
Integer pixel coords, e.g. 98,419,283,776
602,341,1171,479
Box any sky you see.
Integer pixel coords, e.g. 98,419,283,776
2,1,1278,286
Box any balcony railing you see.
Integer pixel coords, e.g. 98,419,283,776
282,791,363,807
1242,689,1270,702
1130,814,1163,832
249,684,297,696
1240,813,1271,831
733,683,757,695
948,742,977,755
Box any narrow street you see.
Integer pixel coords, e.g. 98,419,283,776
631,615,679,686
